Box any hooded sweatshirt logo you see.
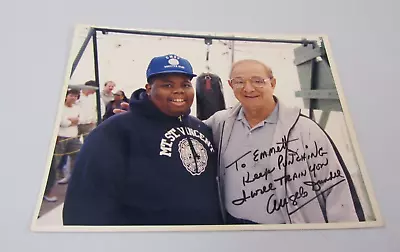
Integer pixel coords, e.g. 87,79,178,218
159,126,215,176
178,137,208,176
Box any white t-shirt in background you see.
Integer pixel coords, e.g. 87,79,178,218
77,93,97,124
58,104,81,138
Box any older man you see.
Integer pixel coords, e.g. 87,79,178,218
204,59,365,224
101,81,116,106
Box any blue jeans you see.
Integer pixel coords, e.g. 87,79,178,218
58,154,67,171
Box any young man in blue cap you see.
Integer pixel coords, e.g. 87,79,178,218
62,54,225,226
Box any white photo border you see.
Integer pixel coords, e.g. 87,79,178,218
30,23,384,232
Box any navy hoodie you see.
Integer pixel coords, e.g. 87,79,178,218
62,88,224,226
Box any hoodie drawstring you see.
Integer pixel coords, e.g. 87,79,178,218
178,115,200,173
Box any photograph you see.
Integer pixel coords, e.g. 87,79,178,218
31,24,383,232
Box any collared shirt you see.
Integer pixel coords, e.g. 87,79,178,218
223,102,286,224
101,90,114,107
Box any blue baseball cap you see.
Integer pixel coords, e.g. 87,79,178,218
146,54,197,81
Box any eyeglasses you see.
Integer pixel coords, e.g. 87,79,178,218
230,77,271,89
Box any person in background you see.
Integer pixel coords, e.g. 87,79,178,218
101,81,116,107
62,54,224,226
43,156,59,202
57,81,99,183
102,90,130,121
77,80,99,141
54,88,83,185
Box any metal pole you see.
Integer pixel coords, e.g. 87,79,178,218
92,30,102,125
309,58,318,120
70,28,95,78
231,40,235,64
94,27,317,46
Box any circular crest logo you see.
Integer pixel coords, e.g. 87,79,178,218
168,58,180,66
178,138,208,176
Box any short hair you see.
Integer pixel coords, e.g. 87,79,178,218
229,59,274,79
104,81,115,87
66,89,80,96
85,80,97,87
66,89,80,100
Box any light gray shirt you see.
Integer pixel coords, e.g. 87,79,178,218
222,102,286,224
101,90,114,106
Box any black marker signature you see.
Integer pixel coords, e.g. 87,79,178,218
266,186,309,214
225,151,252,171
308,158,329,178
305,141,328,159
273,170,308,186
242,167,276,186
288,179,346,216
253,136,299,162
266,179,346,216
303,169,344,192
232,183,277,206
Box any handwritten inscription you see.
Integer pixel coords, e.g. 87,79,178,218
303,169,344,192
278,141,328,170
227,137,345,216
308,158,329,178
242,167,276,186
226,151,251,171
266,186,309,214
273,170,307,186
253,136,299,162
232,183,277,206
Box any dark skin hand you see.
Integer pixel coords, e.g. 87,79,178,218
113,102,129,114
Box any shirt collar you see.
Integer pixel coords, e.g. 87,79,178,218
102,90,113,97
237,101,280,124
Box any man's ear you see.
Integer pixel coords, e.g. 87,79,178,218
145,83,151,95
228,80,233,89
270,78,277,89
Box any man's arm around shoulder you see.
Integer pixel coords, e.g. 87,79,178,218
202,109,230,129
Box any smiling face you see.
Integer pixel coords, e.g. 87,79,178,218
228,60,276,111
104,81,116,93
145,73,194,117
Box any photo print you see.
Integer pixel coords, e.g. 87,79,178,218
31,24,383,232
